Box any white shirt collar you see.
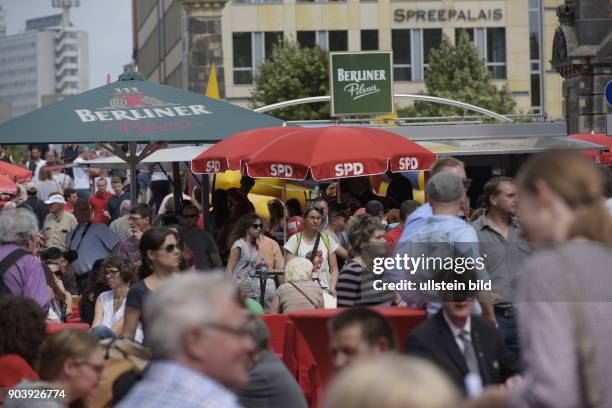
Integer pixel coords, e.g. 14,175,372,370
443,310,471,338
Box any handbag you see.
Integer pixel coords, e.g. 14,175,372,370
289,281,320,309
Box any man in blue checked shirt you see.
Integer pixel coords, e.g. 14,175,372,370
387,169,495,323
116,273,255,408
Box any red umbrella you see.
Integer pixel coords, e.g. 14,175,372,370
0,161,33,183
0,174,18,195
568,133,612,165
243,126,437,180
191,126,302,174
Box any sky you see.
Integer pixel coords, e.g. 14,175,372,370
0,0,132,89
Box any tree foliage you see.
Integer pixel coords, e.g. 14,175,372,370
251,40,329,121
399,31,516,118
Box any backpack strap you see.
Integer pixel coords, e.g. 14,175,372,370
319,232,331,252
295,232,302,254
0,248,30,294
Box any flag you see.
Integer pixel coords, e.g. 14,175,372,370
205,63,220,100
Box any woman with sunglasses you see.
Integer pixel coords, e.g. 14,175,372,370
90,255,143,342
6,329,103,408
121,227,180,344
226,214,276,309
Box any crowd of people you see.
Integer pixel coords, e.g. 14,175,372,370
1,142,612,408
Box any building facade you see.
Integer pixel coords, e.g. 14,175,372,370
135,0,564,118
0,12,88,119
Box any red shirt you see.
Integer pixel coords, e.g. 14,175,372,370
89,191,112,224
384,225,403,248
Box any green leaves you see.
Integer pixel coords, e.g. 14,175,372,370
251,40,330,120
399,31,516,119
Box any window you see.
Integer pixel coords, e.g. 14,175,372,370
486,28,506,79
454,27,506,79
264,32,283,60
232,32,252,84
530,73,540,111
297,31,316,48
392,29,411,81
328,31,348,52
529,0,542,111
361,30,378,51
422,28,442,69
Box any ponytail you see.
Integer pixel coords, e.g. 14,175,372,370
569,203,612,243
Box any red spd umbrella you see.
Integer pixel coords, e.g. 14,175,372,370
0,174,18,195
191,126,301,174
568,133,612,166
0,161,32,183
243,127,437,180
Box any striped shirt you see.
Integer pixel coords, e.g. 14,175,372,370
336,260,393,307
116,360,242,408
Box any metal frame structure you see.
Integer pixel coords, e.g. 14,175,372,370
253,94,514,123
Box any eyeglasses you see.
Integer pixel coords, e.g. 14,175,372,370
251,223,264,229
104,268,120,277
159,244,179,253
183,214,199,219
76,361,105,375
128,216,143,222
201,322,251,339
306,216,322,221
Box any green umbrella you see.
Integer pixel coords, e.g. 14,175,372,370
0,72,282,144
0,72,284,207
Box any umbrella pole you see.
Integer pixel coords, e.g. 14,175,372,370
337,178,341,203
172,162,182,215
282,182,287,244
202,174,212,233
128,142,138,206
209,174,216,233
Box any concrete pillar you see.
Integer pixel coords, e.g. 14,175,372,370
179,0,229,97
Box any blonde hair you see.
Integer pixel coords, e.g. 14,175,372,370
325,354,459,408
284,257,314,282
37,329,99,381
517,149,612,243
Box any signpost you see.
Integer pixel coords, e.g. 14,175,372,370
330,51,394,116
605,81,612,136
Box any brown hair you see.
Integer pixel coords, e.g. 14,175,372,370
0,295,46,366
517,149,612,243
482,176,515,209
430,157,464,176
37,329,99,381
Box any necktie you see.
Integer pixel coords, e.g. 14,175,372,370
458,329,480,374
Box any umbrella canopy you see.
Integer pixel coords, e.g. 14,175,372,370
0,174,18,195
191,126,301,173
568,133,612,165
206,126,436,181
65,145,212,170
0,161,32,183
0,72,283,145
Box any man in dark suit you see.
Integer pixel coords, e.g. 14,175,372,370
405,300,518,394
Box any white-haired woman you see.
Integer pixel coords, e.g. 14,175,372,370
0,208,49,311
270,257,324,313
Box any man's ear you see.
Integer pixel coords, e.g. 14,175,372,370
374,336,393,353
183,327,209,361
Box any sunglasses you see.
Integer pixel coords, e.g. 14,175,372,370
183,214,199,219
159,244,179,253
251,223,264,229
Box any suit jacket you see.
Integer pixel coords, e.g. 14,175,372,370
404,310,518,394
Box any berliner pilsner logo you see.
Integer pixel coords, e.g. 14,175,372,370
330,52,394,116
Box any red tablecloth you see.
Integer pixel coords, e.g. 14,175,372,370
46,322,90,334
289,307,426,387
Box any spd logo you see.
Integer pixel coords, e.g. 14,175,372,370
270,164,293,177
335,162,364,177
206,160,221,172
398,157,419,170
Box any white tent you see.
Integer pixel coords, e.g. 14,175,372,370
67,145,212,170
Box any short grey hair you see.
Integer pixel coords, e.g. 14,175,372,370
284,257,313,282
245,316,269,351
119,200,131,216
144,272,238,359
0,208,39,245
